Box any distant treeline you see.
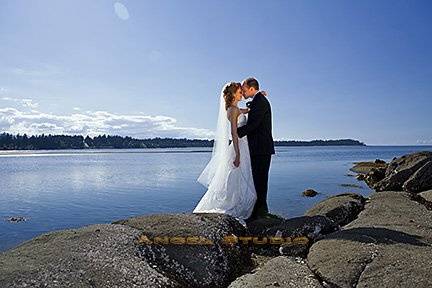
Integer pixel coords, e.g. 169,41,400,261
0,132,365,150
276,139,366,146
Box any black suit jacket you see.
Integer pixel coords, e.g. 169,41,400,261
237,92,275,156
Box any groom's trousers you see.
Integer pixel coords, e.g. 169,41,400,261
250,154,272,218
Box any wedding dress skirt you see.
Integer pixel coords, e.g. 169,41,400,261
193,114,257,226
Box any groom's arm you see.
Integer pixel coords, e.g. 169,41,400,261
237,99,267,138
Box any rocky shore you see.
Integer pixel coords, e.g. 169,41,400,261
1,151,432,287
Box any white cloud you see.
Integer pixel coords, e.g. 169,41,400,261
417,139,432,145
114,2,130,20
0,105,214,139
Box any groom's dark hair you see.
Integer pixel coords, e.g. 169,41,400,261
244,77,259,90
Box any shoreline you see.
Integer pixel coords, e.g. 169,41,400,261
0,143,368,152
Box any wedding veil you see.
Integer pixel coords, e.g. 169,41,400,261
197,84,231,187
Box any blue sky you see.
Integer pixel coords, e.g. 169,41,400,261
0,0,431,145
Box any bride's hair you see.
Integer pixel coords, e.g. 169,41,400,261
222,82,241,111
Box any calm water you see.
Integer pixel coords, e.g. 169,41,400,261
1,145,432,252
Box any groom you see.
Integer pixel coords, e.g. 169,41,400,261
237,77,275,221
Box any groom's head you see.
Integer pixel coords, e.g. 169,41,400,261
241,77,259,99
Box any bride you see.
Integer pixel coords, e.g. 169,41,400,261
193,82,257,225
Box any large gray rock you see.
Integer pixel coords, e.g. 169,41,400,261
364,167,386,188
303,189,319,197
350,161,387,174
247,216,338,239
403,161,432,193
246,216,338,257
228,256,323,288
307,191,432,288
245,217,285,236
0,224,181,288
375,151,432,192
305,193,366,226
113,213,253,288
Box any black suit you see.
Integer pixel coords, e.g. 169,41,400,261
237,92,275,219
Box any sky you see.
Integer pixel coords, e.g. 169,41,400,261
0,0,431,145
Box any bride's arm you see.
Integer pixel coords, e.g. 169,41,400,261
228,107,240,168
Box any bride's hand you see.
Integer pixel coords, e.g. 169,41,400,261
240,108,250,114
261,90,268,96
233,155,240,168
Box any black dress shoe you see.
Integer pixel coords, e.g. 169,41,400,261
245,216,258,224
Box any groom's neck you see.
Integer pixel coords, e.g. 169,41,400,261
251,90,259,98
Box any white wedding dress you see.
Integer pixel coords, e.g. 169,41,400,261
193,113,257,226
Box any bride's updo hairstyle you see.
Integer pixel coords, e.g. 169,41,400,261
222,82,241,111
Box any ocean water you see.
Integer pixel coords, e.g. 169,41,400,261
1,145,431,252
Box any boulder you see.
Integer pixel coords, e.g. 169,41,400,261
246,215,338,257
0,224,181,288
307,191,432,288
305,193,367,226
364,167,386,188
228,256,323,288
356,174,366,181
303,189,319,197
350,161,387,174
375,151,432,192
113,213,253,288
245,216,285,234
403,161,432,193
